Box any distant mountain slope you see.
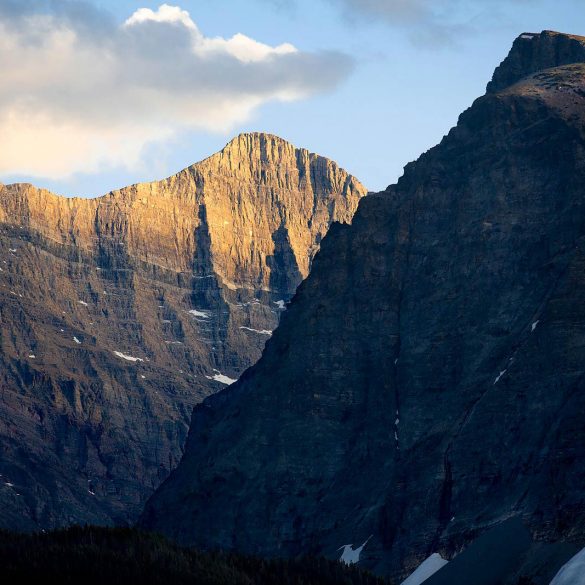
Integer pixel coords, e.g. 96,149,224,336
0,132,366,529
141,31,585,580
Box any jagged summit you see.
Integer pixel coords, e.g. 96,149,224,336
221,132,324,158
487,30,585,93
223,131,294,149
198,132,298,165
198,132,348,187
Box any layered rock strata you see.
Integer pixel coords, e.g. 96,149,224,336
0,133,366,529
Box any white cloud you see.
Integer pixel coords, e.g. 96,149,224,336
0,2,352,179
123,4,298,63
199,33,298,63
123,4,198,30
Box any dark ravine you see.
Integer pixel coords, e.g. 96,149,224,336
141,31,585,581
0,133,366,530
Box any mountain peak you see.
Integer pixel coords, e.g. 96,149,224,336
0,133,366,531
214,132,309,166
217,132,293,158
487,30,585,93
194,132,361,191
228,131,291,145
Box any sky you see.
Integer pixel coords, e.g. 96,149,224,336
1,0,584,196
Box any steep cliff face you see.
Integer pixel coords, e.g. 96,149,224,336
141,33,585,581
0,133,366,530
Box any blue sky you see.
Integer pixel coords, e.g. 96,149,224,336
1,0,584,196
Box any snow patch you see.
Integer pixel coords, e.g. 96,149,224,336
240,326,272,335
531,320,539,332
274,300,286,310
237,299,262,308
401,553,449,585
28,354,36,359
8,248,16,253
494,369,507,385
73,337,81,344
520,34,535,39
113,351,144,363
550,547,585,585
205,370,237,385
78,300,88,306
188,309,210,319
339,536,372,565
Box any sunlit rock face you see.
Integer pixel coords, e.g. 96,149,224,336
141,32,585,581
0,132,366,530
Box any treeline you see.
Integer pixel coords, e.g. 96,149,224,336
0,525,392,585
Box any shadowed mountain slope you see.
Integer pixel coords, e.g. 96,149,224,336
141,32,585,581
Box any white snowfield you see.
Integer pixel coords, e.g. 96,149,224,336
494,369,507,385
205,370,237,385
550,547,585,585
401,553,449,585
113,351,144,363
274,300,286,310
239,326,272,335
338,536,372,565
188,309,210,318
